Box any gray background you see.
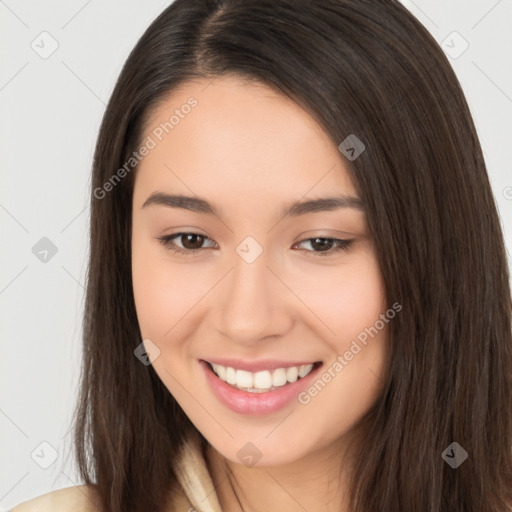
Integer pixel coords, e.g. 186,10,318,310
1,0,511,509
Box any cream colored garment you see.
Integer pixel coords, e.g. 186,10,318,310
174,432,224,512
9,433,223,512
9,484,101,512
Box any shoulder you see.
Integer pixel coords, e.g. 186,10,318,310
10,483,192,512
10,484,101,512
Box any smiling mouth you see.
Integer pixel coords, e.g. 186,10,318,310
204,361,323,393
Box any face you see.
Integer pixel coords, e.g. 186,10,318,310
131,74,389,467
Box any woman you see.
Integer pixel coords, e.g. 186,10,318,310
12,0,512,511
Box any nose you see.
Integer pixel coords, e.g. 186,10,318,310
214,247,293,346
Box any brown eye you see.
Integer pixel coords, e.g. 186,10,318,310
180,233,207,250
156,232,217,256
310,238,336,252
293,237,353,256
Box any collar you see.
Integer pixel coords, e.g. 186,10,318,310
172,431,224,512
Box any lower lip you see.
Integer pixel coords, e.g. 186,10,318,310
200,360,322,415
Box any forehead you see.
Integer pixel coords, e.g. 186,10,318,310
134,75,357,205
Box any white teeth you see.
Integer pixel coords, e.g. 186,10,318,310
216,364,226,381
298,364,313,378
236,369,253,388
286,366,298,383
254,370,272,389
225,366,236,385
272,368,287,387
209,362,316,392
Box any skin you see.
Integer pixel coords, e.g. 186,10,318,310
131,74,389,512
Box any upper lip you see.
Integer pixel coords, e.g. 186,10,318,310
202,358,320,372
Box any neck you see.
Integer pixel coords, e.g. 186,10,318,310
205,436,357,512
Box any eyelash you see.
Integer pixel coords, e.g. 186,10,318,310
156,232,353,258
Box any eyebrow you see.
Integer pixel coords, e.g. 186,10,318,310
142,192,364,218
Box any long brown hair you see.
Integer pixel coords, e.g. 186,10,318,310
73,1,512,510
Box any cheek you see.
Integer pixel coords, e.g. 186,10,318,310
337,263,386,341
293,259,389,448
131,229,184,341
292,253,386,346
131,233,219,346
